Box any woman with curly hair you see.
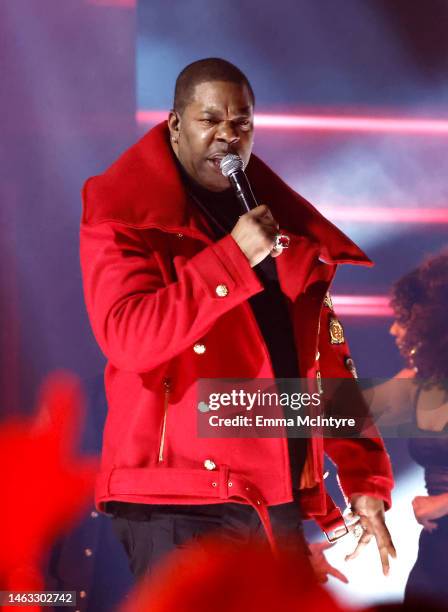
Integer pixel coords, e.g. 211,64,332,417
366,250,448,606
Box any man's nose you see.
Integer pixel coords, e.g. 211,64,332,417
216,121,239,145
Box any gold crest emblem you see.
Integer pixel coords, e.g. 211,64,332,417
329,317,345,344
323,292,333,309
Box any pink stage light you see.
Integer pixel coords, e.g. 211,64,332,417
135,112,448,225
321,207,448,224
254,113,448,134
137,111,169,124
136,110,448,135
332,295,393,317
87,0,135,7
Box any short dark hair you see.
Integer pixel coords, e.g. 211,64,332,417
173,58,255,114
390,250,448,383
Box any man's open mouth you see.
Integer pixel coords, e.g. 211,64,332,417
208,156,225,170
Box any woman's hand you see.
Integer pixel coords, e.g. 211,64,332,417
412,493,448,531
394,367,416,379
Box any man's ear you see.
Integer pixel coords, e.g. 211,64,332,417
168,110,180,145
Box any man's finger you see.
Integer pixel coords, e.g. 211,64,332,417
379,546,391,576
373,520,397,556
388,537,397,559
258,220,280,234
343,510,357,524
345,533,372,561
369,520,397,575
374,523,395,548
347,520,361,535
269,246,283,258
262,208,275,223
377,536,397,574
253,204,275,222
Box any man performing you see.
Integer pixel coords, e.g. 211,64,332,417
80,58,395,580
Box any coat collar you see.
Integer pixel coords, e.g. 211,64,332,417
82,121,372,266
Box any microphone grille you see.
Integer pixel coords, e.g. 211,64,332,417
220,153,244,177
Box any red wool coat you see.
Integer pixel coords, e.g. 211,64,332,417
80,122,393,546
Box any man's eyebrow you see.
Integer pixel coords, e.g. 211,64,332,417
200,106,252,117
201,109,221,116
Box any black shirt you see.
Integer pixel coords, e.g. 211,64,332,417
183,173,307,490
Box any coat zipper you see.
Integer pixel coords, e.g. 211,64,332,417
158,376,171,462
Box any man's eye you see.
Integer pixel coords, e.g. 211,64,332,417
201,119,215,125
238,120,251,129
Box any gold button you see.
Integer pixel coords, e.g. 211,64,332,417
215,284,229,297
204,459,216,471
315,351,320,361
79,591,87,599
90,511,98,518
176,232,184,238
84,548,93,557
193,343,206,354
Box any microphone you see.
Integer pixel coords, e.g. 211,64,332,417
220,153,290,251
220,154,258,213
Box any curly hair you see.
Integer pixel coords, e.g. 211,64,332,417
390,250,448,382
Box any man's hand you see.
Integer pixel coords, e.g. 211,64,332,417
412,493,448,532
345,494,396,576
231,204,282,267
309,541,349,584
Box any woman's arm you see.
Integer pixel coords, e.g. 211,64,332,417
412,493,448,531
361,370,417,427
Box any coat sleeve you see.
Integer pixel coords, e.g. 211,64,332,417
318,299,394,510
79,218,264,373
